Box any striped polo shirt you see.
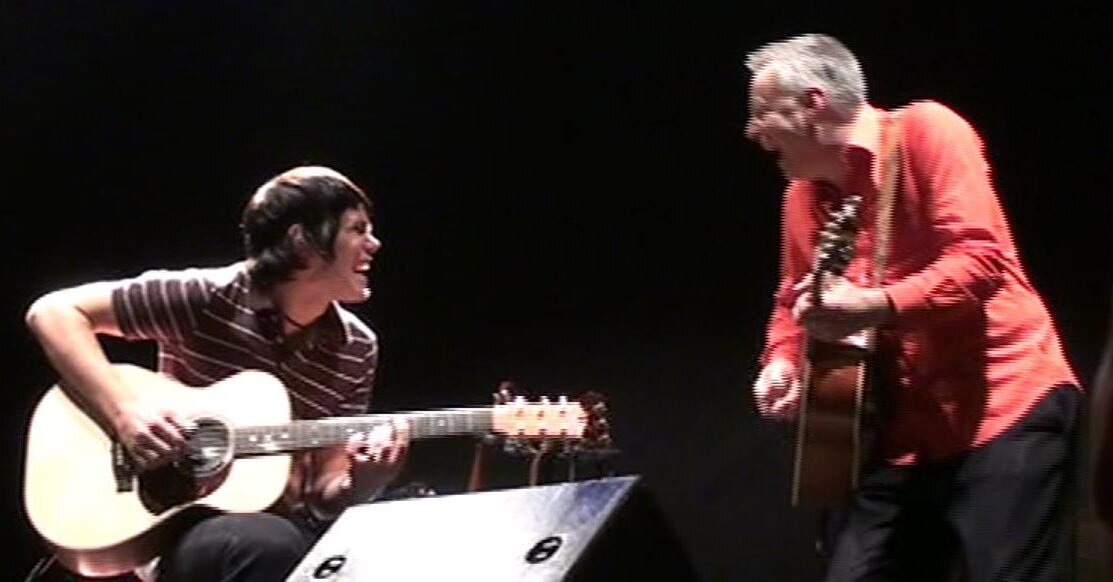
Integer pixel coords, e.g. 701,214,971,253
109,261,377,419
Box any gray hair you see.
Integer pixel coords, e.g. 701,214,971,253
744,33,867,119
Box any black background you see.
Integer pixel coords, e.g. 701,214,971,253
4,2,1110,580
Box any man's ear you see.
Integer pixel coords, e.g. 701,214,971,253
801,87,829,113
287,224,313,257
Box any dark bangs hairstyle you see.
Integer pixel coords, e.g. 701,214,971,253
240,167,372,292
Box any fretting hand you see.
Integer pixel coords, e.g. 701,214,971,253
345,417,410,494
791,273,893,342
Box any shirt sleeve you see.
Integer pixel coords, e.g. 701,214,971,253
883,102,1011,323
759,184,810,368
109,267,214,342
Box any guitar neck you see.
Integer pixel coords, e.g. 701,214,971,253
233,408,494,456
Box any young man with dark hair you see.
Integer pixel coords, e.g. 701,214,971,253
25,165,407,581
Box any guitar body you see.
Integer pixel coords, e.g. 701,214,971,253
791,341,869,507
23,364,293,577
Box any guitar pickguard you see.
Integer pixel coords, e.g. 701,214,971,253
137,461,229,515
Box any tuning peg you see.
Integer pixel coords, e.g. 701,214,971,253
558,395,569,405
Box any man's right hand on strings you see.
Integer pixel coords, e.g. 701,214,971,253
114,399,191,470
753,358,801,421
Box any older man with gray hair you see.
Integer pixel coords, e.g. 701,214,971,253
745,33,1081,581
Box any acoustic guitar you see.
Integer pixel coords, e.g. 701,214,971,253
22,364,608,577
790,194,872,507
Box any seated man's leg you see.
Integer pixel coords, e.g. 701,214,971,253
157,512,310,582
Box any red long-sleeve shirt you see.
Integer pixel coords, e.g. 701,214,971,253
760,100,1079,463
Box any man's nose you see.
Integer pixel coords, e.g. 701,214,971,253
744,119,761,142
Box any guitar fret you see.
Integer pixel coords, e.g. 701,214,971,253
232,409,497,456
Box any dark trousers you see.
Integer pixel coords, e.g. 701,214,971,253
155,512,321,582
822,385,1082,582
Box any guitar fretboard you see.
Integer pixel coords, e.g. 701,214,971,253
233,408,494,456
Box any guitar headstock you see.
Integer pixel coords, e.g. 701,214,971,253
490,381,612,450
814,194,862,275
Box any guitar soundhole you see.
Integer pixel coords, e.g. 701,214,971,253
182,417,232,478
138,464,197,514
136,417,232,514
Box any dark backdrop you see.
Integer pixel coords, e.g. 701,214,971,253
4,2,1110,580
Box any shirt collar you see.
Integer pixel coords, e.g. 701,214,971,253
841,104,887,192
241,264,350,346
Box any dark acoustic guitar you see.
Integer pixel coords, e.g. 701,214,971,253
791,194,871,507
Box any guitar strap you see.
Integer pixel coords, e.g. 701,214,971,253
869,109,903,305
857,110,904,465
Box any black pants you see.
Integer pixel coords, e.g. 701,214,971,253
155,512,321,582
822,385,1082,582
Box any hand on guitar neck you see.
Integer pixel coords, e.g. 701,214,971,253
339,418,410,497
791,272,894,344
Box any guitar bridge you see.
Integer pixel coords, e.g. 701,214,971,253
111,441,136,492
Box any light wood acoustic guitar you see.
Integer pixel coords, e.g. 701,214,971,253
790,194,872,507
22,363,609,577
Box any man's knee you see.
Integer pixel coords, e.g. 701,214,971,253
212,513,307,559
183,513,307,566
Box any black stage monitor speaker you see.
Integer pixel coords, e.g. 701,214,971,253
286,475,699,581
